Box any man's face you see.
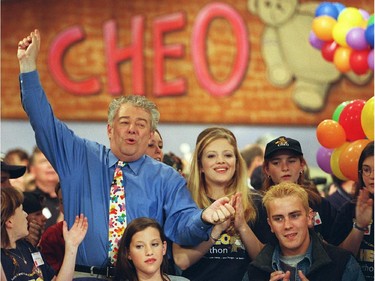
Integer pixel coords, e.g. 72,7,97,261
29,152,59,186
267,195,311,256
107,104,153,162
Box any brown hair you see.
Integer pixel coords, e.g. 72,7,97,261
1,187,24,248
114,217,170,281
261,155,321,206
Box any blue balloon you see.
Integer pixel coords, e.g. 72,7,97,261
315,2,339,19
333,2,346,15
365,25,374,48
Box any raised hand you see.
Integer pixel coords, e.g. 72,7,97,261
355,188,373,229
17,29,40,73
62,214,88,249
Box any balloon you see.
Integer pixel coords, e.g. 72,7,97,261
312,16,337,41
359,9,370,21
321,41,338,62
361,97,374,140
339,99,366,141
330,142,349,180
368,50,374,70
316,119,346,148
350,50,370,75
309,31,325,49
332,22,351,46
332,100,351,121
365,24,374,48
346,27,368,50
338,7,363,28
333,47,352,72
316,146,333,174
339,139,371,181
333,3,346,15
315,2,339,19
368,14,374,26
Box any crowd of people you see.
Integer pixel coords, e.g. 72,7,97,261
0,28,373,281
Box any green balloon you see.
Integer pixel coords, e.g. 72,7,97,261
332,101,351,122
368,14,374,26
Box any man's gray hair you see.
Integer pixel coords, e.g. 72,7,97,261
107,95,160,131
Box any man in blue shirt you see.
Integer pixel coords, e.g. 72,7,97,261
243,182,364,281
17,29,234,278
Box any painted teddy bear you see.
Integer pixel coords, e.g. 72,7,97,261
248,0,371,112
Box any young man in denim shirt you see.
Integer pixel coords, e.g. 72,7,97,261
243,182,364,281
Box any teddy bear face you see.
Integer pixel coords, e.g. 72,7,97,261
254,0,298,26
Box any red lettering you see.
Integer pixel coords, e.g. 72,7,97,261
153,12,187,97
192,3,249,97
48,26,101,95
104,17,145,96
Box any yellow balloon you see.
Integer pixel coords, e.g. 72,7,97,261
332,22,351,47
330,142,350,180
338,7,363,28
361,97,374,140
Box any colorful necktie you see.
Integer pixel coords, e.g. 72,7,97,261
108,160,126,265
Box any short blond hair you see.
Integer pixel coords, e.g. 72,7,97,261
262,182,309,216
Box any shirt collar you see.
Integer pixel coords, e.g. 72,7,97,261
108,151,146,175
271,238,313,270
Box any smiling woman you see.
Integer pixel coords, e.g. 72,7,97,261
172,126,265,281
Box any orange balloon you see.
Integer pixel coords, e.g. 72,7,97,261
331,142,350,180
334,47,352,72
316,119,346,148
312,16,337,41
339,139,371,181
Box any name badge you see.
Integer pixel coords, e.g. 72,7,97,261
31,252,44,267
313,212,322,226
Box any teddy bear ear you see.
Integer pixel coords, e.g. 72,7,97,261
247,0,258,14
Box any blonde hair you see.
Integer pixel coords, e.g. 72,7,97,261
262,182,310,216
188,127,257,223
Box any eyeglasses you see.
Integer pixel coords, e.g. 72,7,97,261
360,165,374,177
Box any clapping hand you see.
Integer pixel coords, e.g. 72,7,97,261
201,196,235,225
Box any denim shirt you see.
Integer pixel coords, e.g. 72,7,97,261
271,242,313,281
270,237,365,281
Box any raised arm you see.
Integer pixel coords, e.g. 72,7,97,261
339,189,373,255
56,214,88,281
232,193,264,259
17,29,40,73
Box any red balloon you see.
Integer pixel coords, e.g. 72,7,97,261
321,41,338,62
339,100,366,141
350,50,370,75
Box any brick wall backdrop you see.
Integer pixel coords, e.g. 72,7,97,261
1,0,373,125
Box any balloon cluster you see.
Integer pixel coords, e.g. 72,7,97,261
310,2,374,75
316,97,373,181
